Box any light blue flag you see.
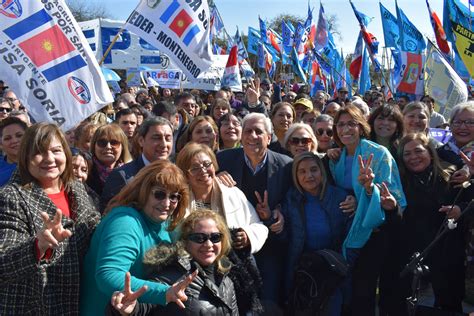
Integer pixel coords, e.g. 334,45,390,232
257,43,265,69
281,20,294,65
359,47,371,94
234,28,248,61
291,47,307,83
259,17,269,44
396,1,426,53
247,27,261,55
379,2,400,48
443,0,474,44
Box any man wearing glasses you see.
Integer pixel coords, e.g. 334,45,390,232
3,90,21,110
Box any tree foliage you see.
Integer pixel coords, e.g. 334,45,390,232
66,0,111,22
268,14,304,34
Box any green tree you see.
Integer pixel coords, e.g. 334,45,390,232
268,14,304,34
66,0,111,22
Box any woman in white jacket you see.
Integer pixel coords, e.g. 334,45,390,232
176,142,268,254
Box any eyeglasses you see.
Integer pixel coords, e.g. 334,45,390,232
336,121,358,129
0,107,12,113
316,128,333,137
452,119,474,128
188,161,213,175
152,189,181,203
187,232,223,244
289,137,312,146
96,139,121,148
6,97,17,102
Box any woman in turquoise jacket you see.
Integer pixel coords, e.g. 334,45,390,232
80,160,191,315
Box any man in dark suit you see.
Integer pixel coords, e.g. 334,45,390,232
216,112,292,314
101,117,174,209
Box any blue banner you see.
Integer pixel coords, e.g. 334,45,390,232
396,2,426,53
247,26,261,55
379,3,400,48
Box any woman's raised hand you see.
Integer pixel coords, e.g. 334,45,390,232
166,269,198,309
111,272,148,315
246,77,261,105
357,154,375,195
36,209,72,256
378,182,397,211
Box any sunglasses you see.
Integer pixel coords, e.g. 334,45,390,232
0,107,12,113
316,128,333,137
187,232,223,244
96,139,121,148
152,189,181,203
289,137,312,146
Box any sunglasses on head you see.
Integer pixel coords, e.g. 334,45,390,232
289,137,312,146
96,139,121,148
0,107,12,113
152,189,181,203
316,128,333,137
187,232,223,244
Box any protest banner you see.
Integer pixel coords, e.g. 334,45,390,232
79,18,177,70
424,41,468,117
0,0,113,131
182,54,227,90
124,0,213,80
143,69,182,89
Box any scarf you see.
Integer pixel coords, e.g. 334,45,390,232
93,156,123,185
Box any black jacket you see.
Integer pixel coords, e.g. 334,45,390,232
106,243,239,316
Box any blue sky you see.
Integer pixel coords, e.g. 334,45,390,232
99,0,444,57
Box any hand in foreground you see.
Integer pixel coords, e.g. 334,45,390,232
439,205,461,221
326,148,341,161
357,154,375,195
111,272,148,316
37,209,72,256
246,77,261,104
166,269,198,309
378,182,397,211
255,190,271,220
340,195,356,214
216,171,236,187
460,151,474,176
233,228,250,249
270,207,285,234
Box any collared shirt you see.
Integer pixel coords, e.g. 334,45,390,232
244,152,268,175
142,153,151,166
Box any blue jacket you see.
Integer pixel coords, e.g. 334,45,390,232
280,184,357,294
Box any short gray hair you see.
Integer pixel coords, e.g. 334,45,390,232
242,112,273,134
449,101,474,123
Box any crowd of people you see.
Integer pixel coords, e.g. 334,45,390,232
0,76,473,315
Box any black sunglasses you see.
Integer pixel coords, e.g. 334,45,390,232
187,232,223,244
152,189,181,203
316,128,333,137
96,139,121,148
289,137,312,146
0,107,12,113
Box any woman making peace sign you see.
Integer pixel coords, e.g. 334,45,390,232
0,123,100,315
329,105,406,315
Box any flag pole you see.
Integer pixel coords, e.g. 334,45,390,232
99,27,124,66
317,53,356,95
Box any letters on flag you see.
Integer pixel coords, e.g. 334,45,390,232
451,21,474,78
424,41,468,117
124,0,213,80
0,0,113,131
221,46,242,92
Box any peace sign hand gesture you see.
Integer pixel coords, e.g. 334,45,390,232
111,272,148,315
246,77,261,105
166,269,198,309
358,154,375,195
36,209,72,256
255,190,271,220
377,182,397,211
460,151,474,177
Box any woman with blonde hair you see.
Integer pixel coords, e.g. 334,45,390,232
283,122,318,157
86,123,132,195
107,210,239,315
80,160,191,315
